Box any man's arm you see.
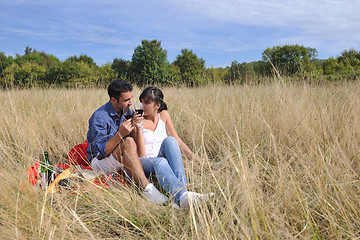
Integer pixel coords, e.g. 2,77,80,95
105,118,134,155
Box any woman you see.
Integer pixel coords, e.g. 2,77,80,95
133,86,212,209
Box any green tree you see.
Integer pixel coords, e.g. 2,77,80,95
321,49,360,80
338,48,360,73
97,63,117,87
44,55,62,86
61,61,94,87
66,54,96,66
2,62,46,87
225,61,257,84
226,60,241,84
0,52,14,84
3,48,60,87
262,44,318,75
252,60,269,77
61,54,98,87
111,58,130,78
205,67,226,85
129,39,171,86
322,57,341,75
15,50,46,66
167,63,181,86
60,58,80,84
173,49,206,86
339,48,360,62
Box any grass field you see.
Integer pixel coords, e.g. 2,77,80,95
0,81,359,239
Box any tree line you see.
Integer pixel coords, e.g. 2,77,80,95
1,40,360,88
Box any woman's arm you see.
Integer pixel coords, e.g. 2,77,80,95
161,110,194,160
130,114,146,157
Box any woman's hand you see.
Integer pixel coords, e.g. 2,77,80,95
161,110,194,160
131,114,146,157
131,113,144,129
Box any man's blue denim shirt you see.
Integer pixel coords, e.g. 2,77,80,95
86,101,125,161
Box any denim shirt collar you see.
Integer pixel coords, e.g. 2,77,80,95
104,100,125,123
104,100,118,117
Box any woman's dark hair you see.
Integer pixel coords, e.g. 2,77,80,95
108,78,133,100
139,86,167,112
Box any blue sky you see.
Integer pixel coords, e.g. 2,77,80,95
1,0,359,68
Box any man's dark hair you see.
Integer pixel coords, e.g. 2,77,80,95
107,78,133,100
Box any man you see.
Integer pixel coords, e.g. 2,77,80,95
86,78,168,204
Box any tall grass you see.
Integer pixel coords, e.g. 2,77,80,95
0,81,359,239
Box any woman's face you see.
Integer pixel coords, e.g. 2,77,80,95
141,98,160,116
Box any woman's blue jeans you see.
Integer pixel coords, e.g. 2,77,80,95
140,137,188,204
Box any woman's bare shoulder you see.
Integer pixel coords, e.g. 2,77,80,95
160,110,170,121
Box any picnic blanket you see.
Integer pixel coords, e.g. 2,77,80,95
27,141,129,193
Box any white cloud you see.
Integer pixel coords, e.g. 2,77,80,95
173,0,360,38
176,0,359,26
1,0,359,65
164,0,360,59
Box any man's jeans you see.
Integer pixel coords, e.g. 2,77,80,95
140,137,188,204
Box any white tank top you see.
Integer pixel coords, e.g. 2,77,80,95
142,114,168,158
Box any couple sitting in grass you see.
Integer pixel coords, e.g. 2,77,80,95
86,78,212,209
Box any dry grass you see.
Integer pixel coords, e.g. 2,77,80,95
0,81,360,239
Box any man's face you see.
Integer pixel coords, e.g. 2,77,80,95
111,91,133,114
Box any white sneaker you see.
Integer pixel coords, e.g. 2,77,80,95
143,183,169,204
179,191,214,209
170,200,180,209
